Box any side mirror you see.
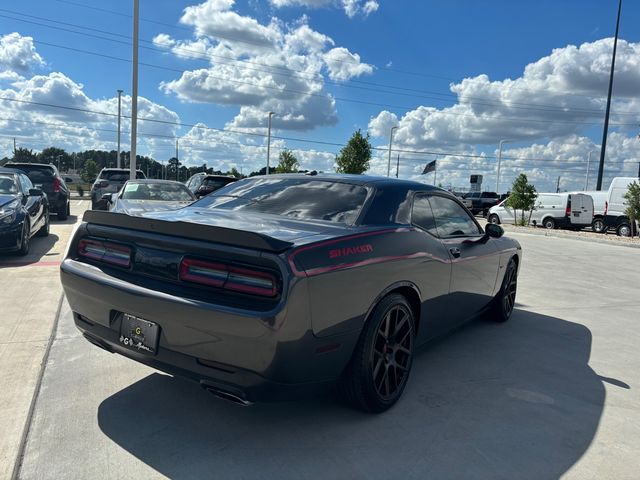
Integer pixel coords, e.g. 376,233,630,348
485,223,504,239
29,188,44,197
101,193,113,203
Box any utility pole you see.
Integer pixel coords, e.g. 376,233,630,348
266,112,275,175
387,126,398,177
395,153,400,178
596,0,623,191
129,0,140,180
433,158,437,186
496,140,510,193
585,150,594,190
175,139,179,181
556,176,561,193
116,89,123,169
13,137,16,154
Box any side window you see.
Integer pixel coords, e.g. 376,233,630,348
186,177,194,189
193,177,203,190
411,195,438,236
20,174,33,193
428,195,482,237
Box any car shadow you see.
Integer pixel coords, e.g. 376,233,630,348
51,213,79,225
97,310,609,479
0,233,61,267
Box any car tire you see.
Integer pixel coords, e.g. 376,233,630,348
592,218,605,233
487,257,518,323
543,218,555,229
339,294,415,413
17,221,30,256
488,214,500,225
58,201,69,221
617,223,631,237
36,211,50,237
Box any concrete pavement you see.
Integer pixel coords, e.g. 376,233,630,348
0,200,88,480
7,225,640,479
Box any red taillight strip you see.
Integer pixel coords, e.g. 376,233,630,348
179,258,228,288
179,258,278,297
78,239,132,267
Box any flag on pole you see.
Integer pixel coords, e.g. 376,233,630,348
422,160,436,175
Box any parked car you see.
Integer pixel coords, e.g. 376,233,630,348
103,180,196,216
0,168,49,256
61,175,522,412
488,192,593,230
569,191,607,233
462,191,500,216
91,168,146,210
602,177,639,236
4,162,70,220
185,173,238,198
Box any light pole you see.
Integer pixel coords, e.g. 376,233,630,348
129,0,140,180
266,111,275,175
116,89,123,169
596,0,623,190
496,139,511,193
387,126,398,177
585,150,595,190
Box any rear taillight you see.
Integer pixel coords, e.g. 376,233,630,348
179,258,278,297
78,239,132,268
53,177,61,193
565,205,571,217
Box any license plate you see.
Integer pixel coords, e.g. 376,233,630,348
119,314,159,355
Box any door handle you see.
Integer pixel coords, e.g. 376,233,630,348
449,247,461,258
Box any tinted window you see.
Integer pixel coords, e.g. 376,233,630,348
99,170,146,181
412,195,438,236
481,192,499,198
428,195,482,237
121,182,195,201
13,166,55,183
0,174,18,194
195,178,368,224
201,177,236,191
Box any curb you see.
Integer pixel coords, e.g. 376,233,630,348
503,227,640,249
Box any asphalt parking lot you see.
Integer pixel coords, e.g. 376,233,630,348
2,217,640,480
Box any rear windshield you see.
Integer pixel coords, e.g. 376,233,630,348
201,177,237,190
10,165,55,183
194,177,369,224
121,182,194,201
99,170,146,181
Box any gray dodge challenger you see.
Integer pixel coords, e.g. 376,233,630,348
60,174,522,412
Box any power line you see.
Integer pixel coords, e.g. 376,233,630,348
3,9,635,117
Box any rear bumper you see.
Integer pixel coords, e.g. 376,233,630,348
48,193,68,214
60,259,359,402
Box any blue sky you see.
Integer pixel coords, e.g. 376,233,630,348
1,0,639,191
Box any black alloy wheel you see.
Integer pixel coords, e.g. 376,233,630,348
339,294,415,413
17,221,30,256
489,258,518,323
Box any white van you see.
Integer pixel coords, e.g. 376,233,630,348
603,177,639,236
569,191,607,233
488,193,594,229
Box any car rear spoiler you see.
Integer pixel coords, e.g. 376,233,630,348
82,210,294,253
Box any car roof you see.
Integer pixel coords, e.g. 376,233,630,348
0,168,23,176
245,173,439,191
101,168,144,172
125,179,188,185
5,162,55,169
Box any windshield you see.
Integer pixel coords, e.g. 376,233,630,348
100,170,146,181
12,166,54,183
200,177,237,190
194,177,368,224
121,182,195,201
0,174,18,194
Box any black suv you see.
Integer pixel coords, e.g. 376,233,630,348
91,168,146,210
185,173,238,198
5,163,70,220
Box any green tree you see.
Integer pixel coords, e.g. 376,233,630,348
335,129,372,175
167,157,181,180
38,147,71,171
276,150,299,173
506,174,538,226
12,148,37,163
82,159,98,183
623,181,640,237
